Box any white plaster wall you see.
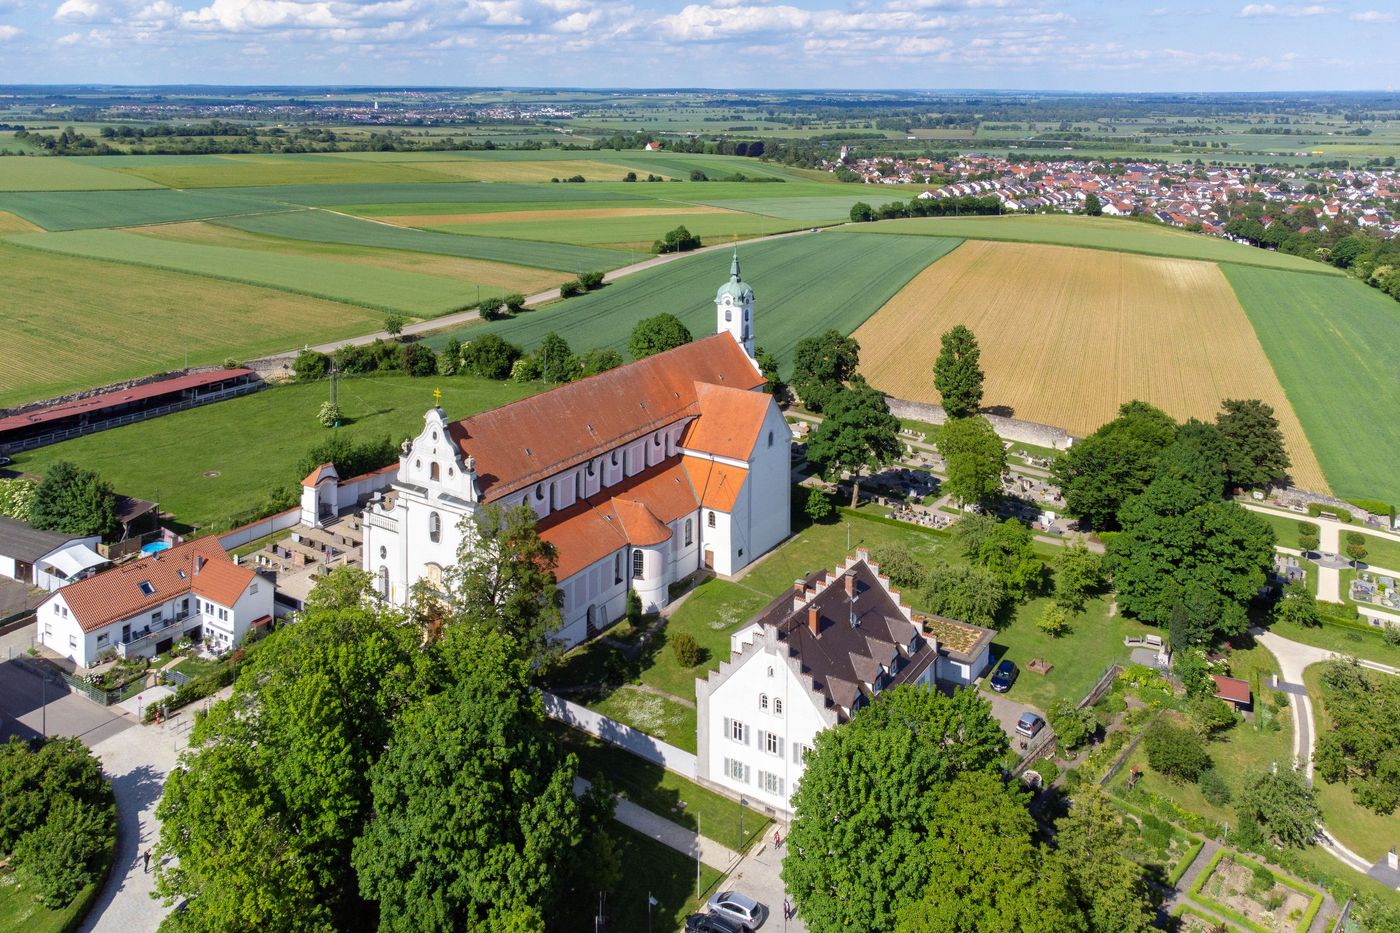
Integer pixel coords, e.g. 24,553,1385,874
744,402,794,563
701,508,736,576
556,548,629,647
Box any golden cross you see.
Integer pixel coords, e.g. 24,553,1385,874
432,388,442,407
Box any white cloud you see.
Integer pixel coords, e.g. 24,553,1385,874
1350,10,1394,22
0,22,19,37
1238,3,1331,16
180,0,342,31
53,0,101,22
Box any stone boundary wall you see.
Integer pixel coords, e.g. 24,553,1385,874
1267,487,1387,525
885,396,1075,451
541,691,698,778
0,366,234,419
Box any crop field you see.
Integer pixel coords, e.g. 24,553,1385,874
215,209,635,271
0,156,164,191
1224,265,1400,503
235,182,654,207
853,240,1328,491
432,210,812,249
378,158,670,183
12,375,538,529
392,205,730,226
8,229,482,316
692,194,912,222
431,232,961,368
132,222,570,295
0,240,386,409
0,188,292,231
108,155,467,189
0,211,39,233
841,214,1340,275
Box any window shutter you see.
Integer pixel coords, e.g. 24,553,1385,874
758,770,766,789
757,729,766,750
777,778,784,796
777,737,785,758
743,724,750,745
744,764,751,784
724,717,732,742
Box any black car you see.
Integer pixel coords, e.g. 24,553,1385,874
989,659,1018,693
684,912,749,933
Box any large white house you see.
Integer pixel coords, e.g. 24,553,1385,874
37,537,272,667
696,549,994,814
363,252,791,647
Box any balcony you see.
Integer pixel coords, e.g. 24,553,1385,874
115,612,197,657
367,511,398,532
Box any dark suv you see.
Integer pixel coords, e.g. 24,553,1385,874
989,659,1018,693
684,912,750,933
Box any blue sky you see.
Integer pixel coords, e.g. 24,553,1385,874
0,0,1393,89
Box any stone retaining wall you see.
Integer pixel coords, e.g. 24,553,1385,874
885,396,1075,450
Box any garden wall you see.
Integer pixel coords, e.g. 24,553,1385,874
541,691,697,778
885,396,1074,450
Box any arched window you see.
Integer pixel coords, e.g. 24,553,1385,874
430,462,440,481
707,511,716,528
534,484,544,501
767,431,774,447
378,566,389,598
725,308,732,322
684,518,693,546
759,693,769,711
774,698,784,716
614,552,623,585
632,549,645,580
429,511,442,543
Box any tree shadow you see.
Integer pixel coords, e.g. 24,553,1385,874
982,404,1016,418
78,763,168,933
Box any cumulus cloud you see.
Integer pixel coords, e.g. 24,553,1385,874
180,0,341,31
1350,10,1393,22
53,0,101,21
1237,3,1331,16
0,22,19,36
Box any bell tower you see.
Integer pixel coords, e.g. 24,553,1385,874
714,247,755,358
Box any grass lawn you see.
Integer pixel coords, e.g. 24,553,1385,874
1353,529,1400,574
0,872,104,933
1302,663,1400,862
1267,617,1400,669
171,654,232,679
1250,508,1316,551
606,824,723,933
553,724,771,852
12,374,537,530
591,685,699,754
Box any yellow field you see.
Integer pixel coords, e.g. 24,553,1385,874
0,211,40,234
382,205,730,228
129,222,569,294
405,159,670,183
854,240,1328,491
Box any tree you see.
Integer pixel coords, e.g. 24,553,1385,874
1297,521,1320,555
0,736,113,865
1144,720,1210,782
1173,647,1213,698
440,337,461,376
442,504,563,670
932,325,984,419
577,270,605,290
1155,419,1229,504
1275,581,1320,628
1216,398,1290,490
383,311,407,338
652,225,702,254
1236,768,1320,848
868,542,924,590
971,519,1045,601
790,330,860,413
806,377,902,507
1083,191,1103,216
399,343,437,377
628,313,693,359
804,486,833,523
1187,694,1238,736
849,201,875,222
1053,787,1155,933
755,346,784,397
1038,604,1070,637
1055,541,1106,612
670,631,702,667
938,415,1005,508
1345,532,1368,566
921,562,1007,629
1314,659,1400,814
895,772,1086,933
352,629,613,931
536,332,578,384
503,293,526,313
783,687,1008,933
29,461,118,539
15,796,116,905
950,512,999,560
576,347,624,376
293,349,331,382
1051,401,1177,529
460,334,523,380
1048,700,1098,752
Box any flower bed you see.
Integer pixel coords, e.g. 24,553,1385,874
1190,848,1323,933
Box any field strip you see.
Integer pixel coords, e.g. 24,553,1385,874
379,205,735,227
853,239,1329,492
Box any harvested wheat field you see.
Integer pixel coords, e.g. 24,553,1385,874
855,239,1328,491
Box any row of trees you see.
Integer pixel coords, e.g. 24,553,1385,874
849,194,1003,223
154,505,617,932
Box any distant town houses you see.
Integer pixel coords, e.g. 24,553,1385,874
827,153,1399,240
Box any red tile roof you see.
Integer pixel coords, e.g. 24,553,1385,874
53,537,255,633
681,456,747,512
447,335,762,502
302,463,338,488
680,383,771,461
0,369,254,435
1213,674,1252,705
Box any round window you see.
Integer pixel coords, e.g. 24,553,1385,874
379,546,387,559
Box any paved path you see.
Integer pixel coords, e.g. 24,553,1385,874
725,832,807,933
574,777,740,873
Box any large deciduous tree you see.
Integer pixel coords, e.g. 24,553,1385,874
937,415,1005,508
1053,787,1155,932
1054,541,1107,613
1216,398,1291,490
29,461,119,539
627,312,693,359
782,687,1008,933
932,324,985,419
921,562,1008,629
1051,401,1177,530
536,332,579,384
969,518,1045,602
790,330,860,413
1236,767,1320,848
1314,659,1400,815
806,377,902,507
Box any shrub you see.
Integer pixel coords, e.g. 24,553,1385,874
1048,700,1098,752
1382,623,1400,647
1144,720,1210,782
804,486,833,523
653,225,702,254
577,271,606,290
626,590,642,626
511,356,541,383
441,337,461,376
1030,757,1059,785
1199,767,1232,807
383,311,407,337
293,349,331,382
298,433,396,480
399,343,438,377
477,296,505,320
14,797,114,905
560,280,583,298
867,542,924,590
577,348,624,377
503,292,526,313
1187,694,1237,736
1344,497,1391,518
315,401,342,428
460,334,522,380
1037,603,1071,637
670,632,702,667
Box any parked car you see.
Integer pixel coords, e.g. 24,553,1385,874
1016,712,1045,738
685,912,749,933
706,890,766,930
990,659,1018,693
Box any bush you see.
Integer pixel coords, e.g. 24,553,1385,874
1199,767,1232,807
670,632,702,667
477,296,505,320
653,225,702,254
1344,497,1391,518
293,349,331,382
14,797,115,905
1187,694,1237,736
460,334,522,380
560,280,583,298
315,401,342,428
1030,757,1059,785
399,343,438,377
1048,700,1098,752
298,433,396,481
577,347,624,377
1144,721,1210,782
1037,604,1070,637
1306,502,1352,523
511,356,541,383
804,486,833,523
503,292,526,313
626,590,642,626
578,270,606,290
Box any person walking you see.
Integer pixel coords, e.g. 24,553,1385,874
143,849,151,873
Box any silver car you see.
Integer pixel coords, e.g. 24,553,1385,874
705,890,766,930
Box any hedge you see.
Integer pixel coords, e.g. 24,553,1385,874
144,663,238,722
1343,497,1392,519
1168,838,1206,887
57,828,117,933
1306,502,1353,523
1190,847,1324,933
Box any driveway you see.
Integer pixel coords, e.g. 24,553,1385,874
980,687,1046,752
0,626,130,747
722,835,805,933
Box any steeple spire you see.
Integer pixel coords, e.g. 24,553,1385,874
730,245,741,280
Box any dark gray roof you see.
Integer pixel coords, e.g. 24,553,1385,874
0,516,82,563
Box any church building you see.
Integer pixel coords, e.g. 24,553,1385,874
362,252,791,647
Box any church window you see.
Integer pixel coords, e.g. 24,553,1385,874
379,546,387,560
725,308,732,322
587,460,595,477
707,511,716,528
685,518,693,546
378,567,389,598
431,431,438,441
448,467,454,477
535,484,544,501
429,512,442,543
415,459,421,469
632,549,645,580
430,462,440,481
767,431,774,447
614,553,623,585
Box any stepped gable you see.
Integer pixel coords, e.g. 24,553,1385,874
445,334,762,502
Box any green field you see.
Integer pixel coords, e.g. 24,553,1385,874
216,209,636,272
843,214,1340,274
0,156,164,192
0,240,389,409
694,193,912,222
0,188,291,230
1224,265,1400,503
109,155,471,189
12,375,536,529
434,210,813,249
239,182,653,207
8,229,483,315
431,232,961,368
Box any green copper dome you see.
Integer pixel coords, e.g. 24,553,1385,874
715,248,754,303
